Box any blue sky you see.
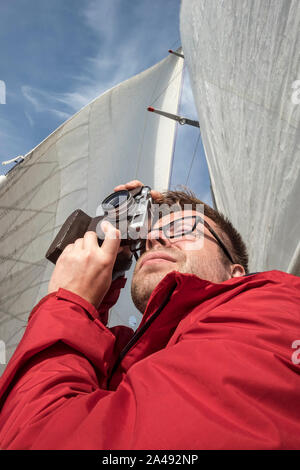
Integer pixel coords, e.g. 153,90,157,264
0,0,212,204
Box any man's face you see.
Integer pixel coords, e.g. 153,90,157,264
131,210,233,313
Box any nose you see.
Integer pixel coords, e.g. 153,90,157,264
145,228,172,251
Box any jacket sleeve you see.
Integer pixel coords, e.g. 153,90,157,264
96,276,127,326
0,278,133,449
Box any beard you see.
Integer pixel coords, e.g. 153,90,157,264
131,269,168,313
131,247,229,313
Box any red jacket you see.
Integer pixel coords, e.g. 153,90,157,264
0,270,299,449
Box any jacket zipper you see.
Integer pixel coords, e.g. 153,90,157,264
107,284,177,386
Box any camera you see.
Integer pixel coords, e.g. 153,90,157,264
45,186,153,279
95,185,152,246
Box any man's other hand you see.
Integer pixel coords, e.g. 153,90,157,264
48,223,121,308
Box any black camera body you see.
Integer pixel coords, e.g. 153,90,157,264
45,186,152,279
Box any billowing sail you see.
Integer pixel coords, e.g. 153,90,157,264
0,52,183,373
180,0,300,275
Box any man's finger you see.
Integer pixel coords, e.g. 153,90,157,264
59,243,74,262
114,180,143,192
83,231,99,249
100,221,121,257
62,243,74,254
114,181,162,203
150,189,163,201
74,238,84,249
113,184,127,191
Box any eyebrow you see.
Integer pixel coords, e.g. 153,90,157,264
155,214,196,226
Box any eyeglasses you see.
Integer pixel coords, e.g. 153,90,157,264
131,215,235,264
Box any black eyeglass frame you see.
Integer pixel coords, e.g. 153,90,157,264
130,215,235,264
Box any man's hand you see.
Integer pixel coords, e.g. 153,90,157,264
114,180,162,201
48,222,121,308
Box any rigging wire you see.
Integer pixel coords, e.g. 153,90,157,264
185,132,201,187
149,37,182,106
137,43,184,179
168,61,186,190
135,40,181,178
149,64,185,107
149,39,184,107
135,53,167,179
168,37,181,51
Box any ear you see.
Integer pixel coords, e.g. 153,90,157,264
230,264,245,278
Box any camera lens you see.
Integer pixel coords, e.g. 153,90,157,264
101,190,135,222
102,190,129,209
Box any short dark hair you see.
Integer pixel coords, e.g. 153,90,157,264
155,188,249,274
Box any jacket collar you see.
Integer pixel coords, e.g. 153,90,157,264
116,272,234,373
139,270,237,328
109,270,270,389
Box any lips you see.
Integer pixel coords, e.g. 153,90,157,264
139,252,176,270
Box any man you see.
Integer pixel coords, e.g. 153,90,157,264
0,180,299,449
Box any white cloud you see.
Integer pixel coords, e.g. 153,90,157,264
22,85,78,117
83,0,121,42
49,109,71,120
19,0,145,119
21,85,42,111
54,91,92,111
68,0,170,112
24,111,34,127
20,0,180,125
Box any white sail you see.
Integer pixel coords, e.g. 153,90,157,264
180,0,300,275
0,52,183,373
